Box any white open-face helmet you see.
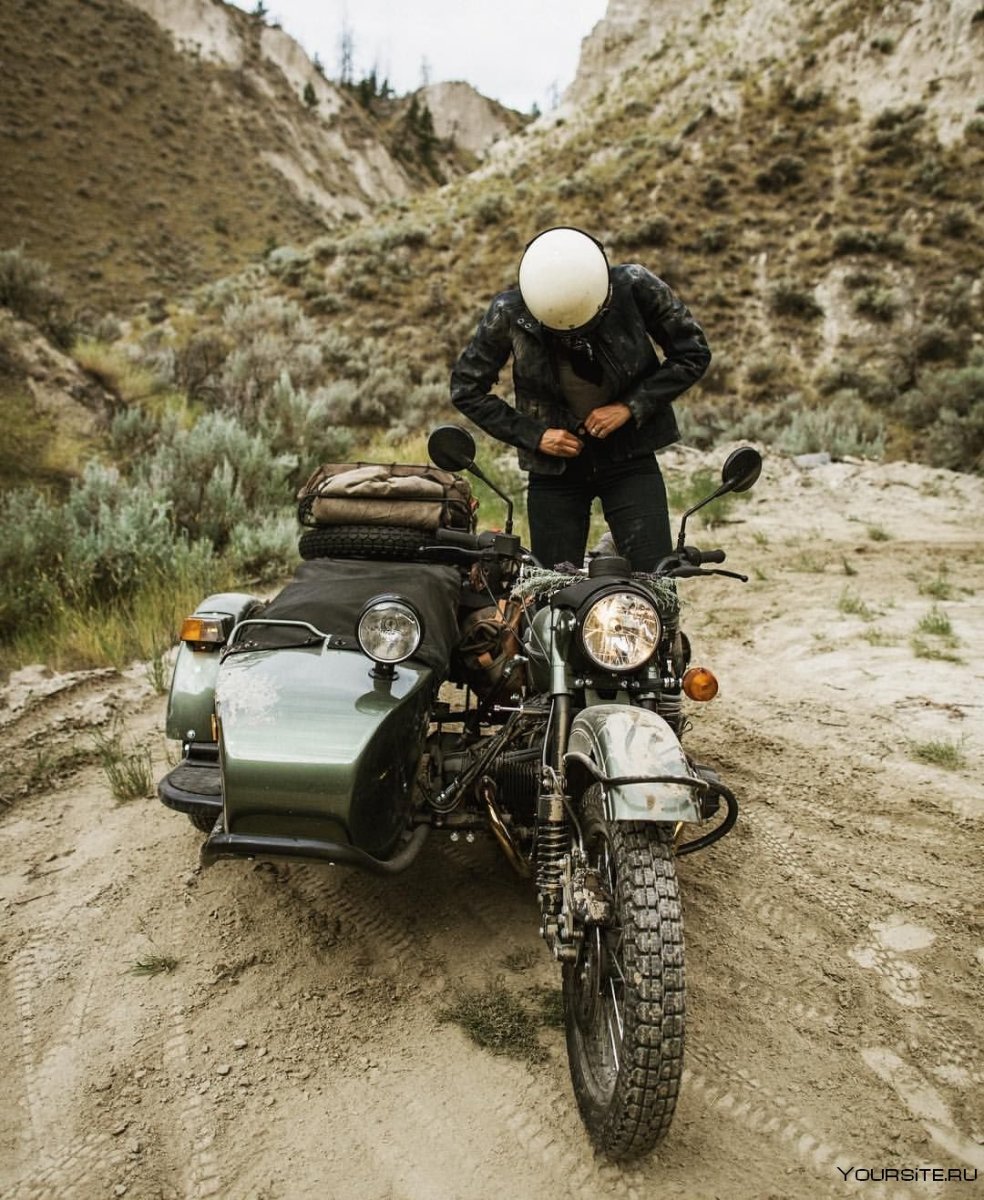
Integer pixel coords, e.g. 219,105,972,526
518,227,611,332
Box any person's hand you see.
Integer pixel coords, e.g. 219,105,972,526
584,403,632,439
538,428,584,457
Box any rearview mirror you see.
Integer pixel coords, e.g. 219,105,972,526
428,425,476,472
721,446,762,494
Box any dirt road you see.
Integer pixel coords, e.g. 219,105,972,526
2,453,982,1199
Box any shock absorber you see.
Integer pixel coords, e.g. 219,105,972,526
535,775,568,910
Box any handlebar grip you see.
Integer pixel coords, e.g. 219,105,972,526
699,549,727,565
434,528,481,550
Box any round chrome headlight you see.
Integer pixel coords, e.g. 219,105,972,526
580,591,661,673
357,597,422,665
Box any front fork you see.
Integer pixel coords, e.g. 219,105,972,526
536,610,605,961
538,781,611,963
535,609,580,955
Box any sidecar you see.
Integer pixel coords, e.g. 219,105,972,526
158,557,462,871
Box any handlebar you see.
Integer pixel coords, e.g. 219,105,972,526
434,528,482,550
423,528,529,567
698,548,727,565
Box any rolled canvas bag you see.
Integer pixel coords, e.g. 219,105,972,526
297,462,475,532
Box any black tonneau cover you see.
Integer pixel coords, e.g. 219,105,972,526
248,559,462,674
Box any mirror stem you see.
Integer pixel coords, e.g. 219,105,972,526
469,463,514,534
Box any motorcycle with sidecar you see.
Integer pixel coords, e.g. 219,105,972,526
158,425,762,1160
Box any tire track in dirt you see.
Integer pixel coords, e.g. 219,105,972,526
8,931,117,1200
282,863,422,969
160,996,224,1199
683,1050,933,1200
491,1074,648,1200
861,1048,984,1172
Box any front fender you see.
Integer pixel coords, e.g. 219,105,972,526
165,592,261,741
566,704,701,823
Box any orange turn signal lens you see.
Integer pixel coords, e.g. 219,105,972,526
683,666,719,702
180,616,226,645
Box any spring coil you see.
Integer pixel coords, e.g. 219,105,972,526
535,820,567,897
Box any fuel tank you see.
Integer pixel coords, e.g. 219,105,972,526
215,644,434,859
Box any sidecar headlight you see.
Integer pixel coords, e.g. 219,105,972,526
357,596,423,665
579,591,661,673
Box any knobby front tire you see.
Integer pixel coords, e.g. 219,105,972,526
562,784,685,1160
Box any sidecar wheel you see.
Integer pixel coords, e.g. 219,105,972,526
562,784,684,1161
298,524,427,562
188,809,218,833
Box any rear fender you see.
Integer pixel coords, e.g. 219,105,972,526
165,592,261,742
566,704,701,824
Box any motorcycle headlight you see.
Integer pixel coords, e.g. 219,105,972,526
357,596,423,665
579,591,661,673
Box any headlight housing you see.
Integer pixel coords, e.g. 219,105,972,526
356,595,423,665
579,590,661,673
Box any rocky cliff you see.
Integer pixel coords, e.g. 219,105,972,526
569,0,982,144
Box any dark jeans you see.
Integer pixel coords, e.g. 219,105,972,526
527,453,672,572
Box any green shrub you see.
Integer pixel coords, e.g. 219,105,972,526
769,282,824,320
0,464,216,640
832,227,907,258
144,412,296,549
733,391,885,460
611,217,671,248
472,192,509,228
755,155,806,192
940,207,974,239
854,287,900,322
702,173,730,207
911,322,967,364
902,352,984,471
226,513,298,582
260,372,352,479
698,222,731,253
0,248,74,348
866,105,928,163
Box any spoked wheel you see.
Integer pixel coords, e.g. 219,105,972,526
563,784,685,1160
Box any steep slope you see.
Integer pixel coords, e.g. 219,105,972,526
0,0,414,309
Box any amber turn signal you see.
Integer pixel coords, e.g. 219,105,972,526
180,616,226,645
683,666,719,702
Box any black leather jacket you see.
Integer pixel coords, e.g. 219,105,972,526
450,264,711,475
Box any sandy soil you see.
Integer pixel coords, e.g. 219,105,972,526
1,451,982,1200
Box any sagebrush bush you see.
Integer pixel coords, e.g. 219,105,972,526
0,247,74,348
0,465,215,639
773,392,886,458
610,217,671,248
769,282,824,320
226,513,299,582
720,390,885,460
144,412,296,549
902,352,984,471
755,155,806,192
260,372,353,482
472,192,510,227
854,287,900,322
832,227,907,258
